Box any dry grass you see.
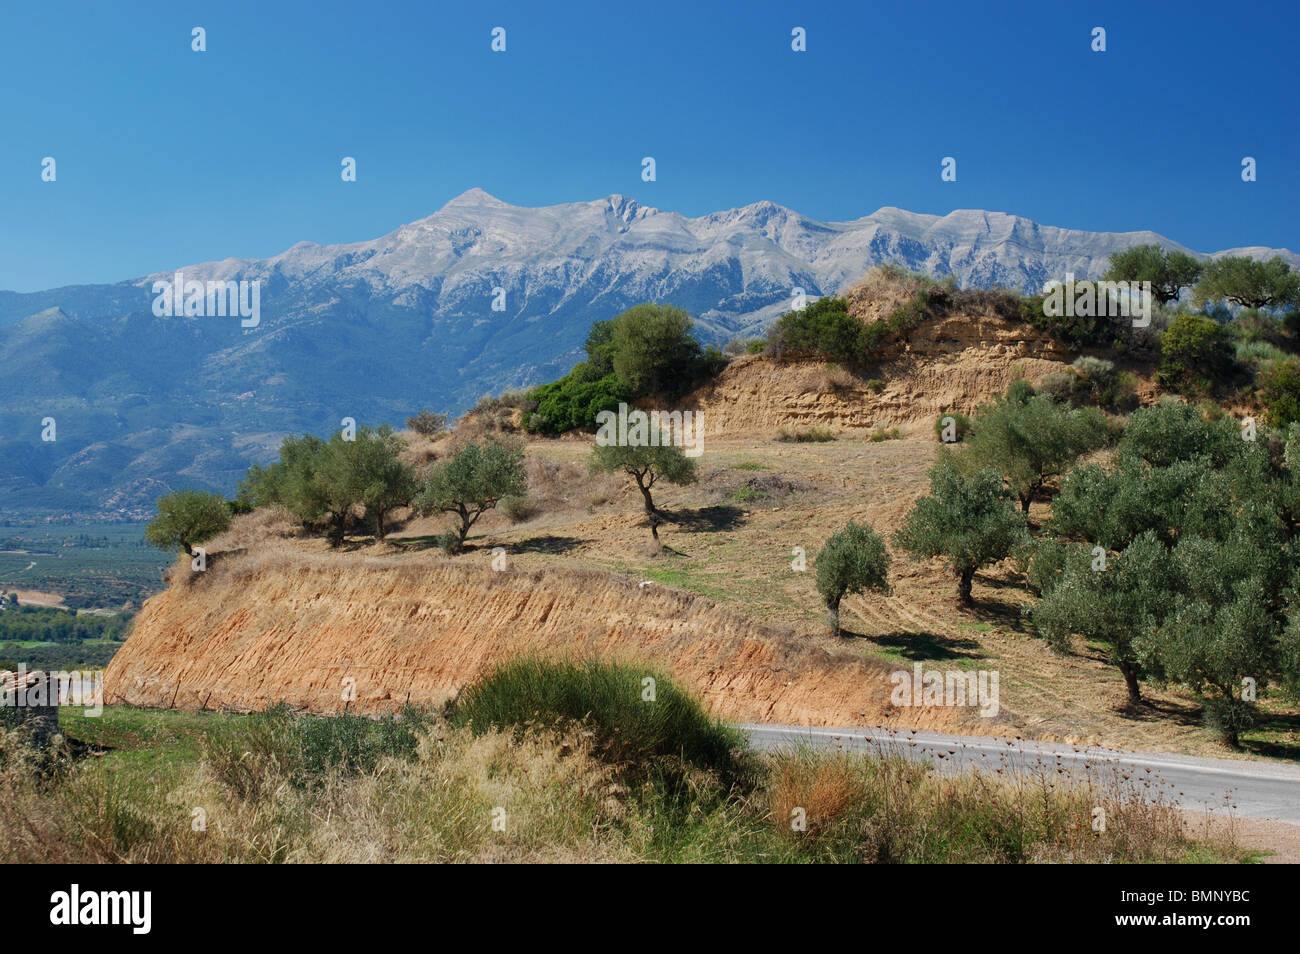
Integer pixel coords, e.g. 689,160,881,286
397,429,444,470
762,745,1230,863
0,712,1241,864
208,505,300,551
843,265,1020,325
451,393,532,445
788,363,857,395
775,425,838,443
843,265,935,323
524,455,620,514
0,722,629,864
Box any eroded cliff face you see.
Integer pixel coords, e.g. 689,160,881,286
686,337,1066,438
104,551,1014,733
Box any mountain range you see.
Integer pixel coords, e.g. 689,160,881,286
1,188,1294,515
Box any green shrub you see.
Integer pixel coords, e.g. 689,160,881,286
934,412,973,444
1157,313,1233,393
609,304,723,398
1067,355,1137,409
724,337,766,356
1020,294,1113,349
406,410,448,437
524,306,724,435
1037,371,1078,404
729,485,768,503
447,658,749,786
524,365,630,435
1258,358,1300,428
1236,339,1291,367
766,297,866,364
775,426,837,443
499,494,534,523
204,704,432,797
880,289,932,337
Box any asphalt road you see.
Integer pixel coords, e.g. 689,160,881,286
740,724,1300,824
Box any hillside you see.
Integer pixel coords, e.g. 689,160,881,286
110,425,1293,757
105,320,1285,755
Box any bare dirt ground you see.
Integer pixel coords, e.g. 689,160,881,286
10,589,67,609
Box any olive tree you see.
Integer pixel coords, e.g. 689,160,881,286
415,441,527,552
894,462,1028,604
344,426,417,541
1035,401,1296,743
1195,256,1300,311
145,489,231,555
1032,532,1174,705
961,388,1109,515
814,521,890,636
590,441,697,544
1102,244,1202,306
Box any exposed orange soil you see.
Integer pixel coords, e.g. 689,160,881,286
106,552,1005,734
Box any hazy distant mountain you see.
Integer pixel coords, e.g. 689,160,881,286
1,189,1294,514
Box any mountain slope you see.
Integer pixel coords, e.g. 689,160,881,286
2,190,1294,513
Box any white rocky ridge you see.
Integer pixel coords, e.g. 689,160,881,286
136,188,1299,342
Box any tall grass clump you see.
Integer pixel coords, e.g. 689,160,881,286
447,658,749,787
203,703,433,796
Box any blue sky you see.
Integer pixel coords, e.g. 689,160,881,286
1,0,1295,291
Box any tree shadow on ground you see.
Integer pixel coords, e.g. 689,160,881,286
847,629,984,662
976,572,1025,592
507,534,585,556
1112,695,1203,727
666,505,746,533
964,595,1029,630
388,534,445,552
1240,712,1300,762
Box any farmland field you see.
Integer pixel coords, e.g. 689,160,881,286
0,519,169,611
